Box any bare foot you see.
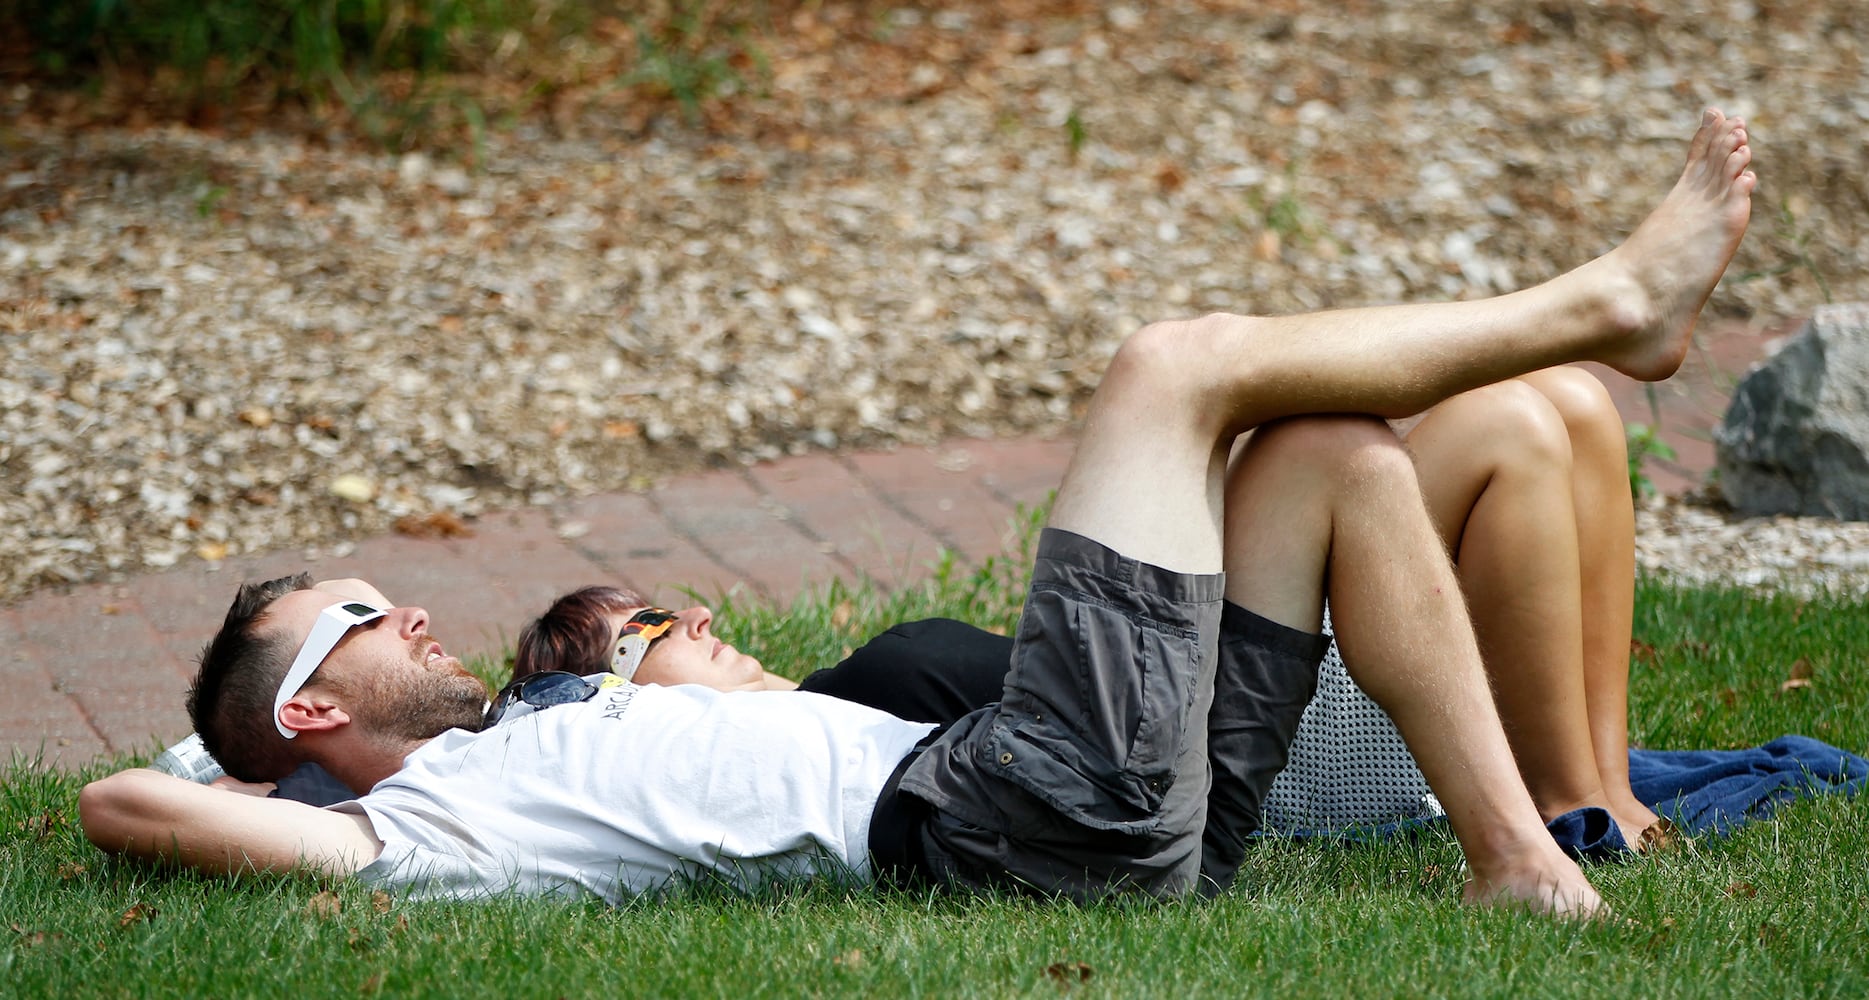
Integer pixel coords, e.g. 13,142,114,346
1462,851,1607,918
1589,107,1757,381
1609,798,1664,853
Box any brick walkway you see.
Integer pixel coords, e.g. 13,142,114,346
0,319,1783,767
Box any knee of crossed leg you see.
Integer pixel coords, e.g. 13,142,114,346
1101,315,1268,414
1253,414,1413,495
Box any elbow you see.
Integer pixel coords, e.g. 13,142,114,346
79,769,171,856
78,772,133,853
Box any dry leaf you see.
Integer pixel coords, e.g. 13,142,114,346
832,949,865,968
57,862,87,880
1725,881,1759,899
372,890,394,914
10,923,57,947
118,903,155,928
1629,639,1660,666
18,811,63,839
307,890,344,918
831,601,854,629
393,511,474,539
1044,961,1093,987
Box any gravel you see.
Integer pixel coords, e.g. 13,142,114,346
3,1,1868,603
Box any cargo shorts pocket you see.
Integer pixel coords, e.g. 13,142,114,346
987,584,1205,833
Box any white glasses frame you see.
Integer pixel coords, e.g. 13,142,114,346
274,600,389,739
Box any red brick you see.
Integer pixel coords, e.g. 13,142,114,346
747,452,937,590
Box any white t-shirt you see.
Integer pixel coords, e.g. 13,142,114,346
334,681,935,903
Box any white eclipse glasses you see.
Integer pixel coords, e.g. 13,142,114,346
273,600,389,739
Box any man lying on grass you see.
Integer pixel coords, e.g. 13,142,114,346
81,108,1757,918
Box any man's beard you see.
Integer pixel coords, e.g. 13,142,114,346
351,670,490,742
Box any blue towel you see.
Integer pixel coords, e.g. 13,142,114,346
1628,734,1869,836
1266,735,1867,859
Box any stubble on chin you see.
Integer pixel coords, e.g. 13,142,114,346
377,673,491,741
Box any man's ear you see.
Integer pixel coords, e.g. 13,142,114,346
278,693,352,737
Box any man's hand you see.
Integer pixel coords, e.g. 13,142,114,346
210,775,279,797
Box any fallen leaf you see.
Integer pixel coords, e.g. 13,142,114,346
393,512,474,539
1629,638,1659,665
307,891,343,918
119,903,156,927
1044,961,1093,987
831,601,854,629
832,949,865,968
18,811,64,839
372,891,394,914
1725,881,1758,899
10,923,57,947
57,862,87,880
1788,658,1813,680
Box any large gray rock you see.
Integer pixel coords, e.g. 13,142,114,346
1715,303,1869,520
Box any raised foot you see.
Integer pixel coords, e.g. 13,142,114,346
1592,107,1758,382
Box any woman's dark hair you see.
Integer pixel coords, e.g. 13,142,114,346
511,585,652,681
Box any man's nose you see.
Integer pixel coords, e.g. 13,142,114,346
392,606,431,637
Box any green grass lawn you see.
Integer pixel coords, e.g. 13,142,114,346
4,551,1866,998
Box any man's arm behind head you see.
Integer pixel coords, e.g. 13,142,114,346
79,768,382,878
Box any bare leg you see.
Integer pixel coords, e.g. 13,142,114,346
1051,108,1754,575
1405,381,1620,833
1516,367,1661,843
1223,417,1598,914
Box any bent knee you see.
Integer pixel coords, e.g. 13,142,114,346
1248,415,1411,486
1437,380,1573,467
1525,367,1627,450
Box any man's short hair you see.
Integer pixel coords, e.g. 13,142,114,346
512,585,651,681
187,573,314,782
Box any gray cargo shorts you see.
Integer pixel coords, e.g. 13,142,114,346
896,527,1226,900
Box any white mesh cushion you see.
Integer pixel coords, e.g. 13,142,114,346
1260,611,1445,832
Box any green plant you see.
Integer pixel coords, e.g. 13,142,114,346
1626,421,1677,499
1064,108,1086,160
5,0,539,150
622,0,767,123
